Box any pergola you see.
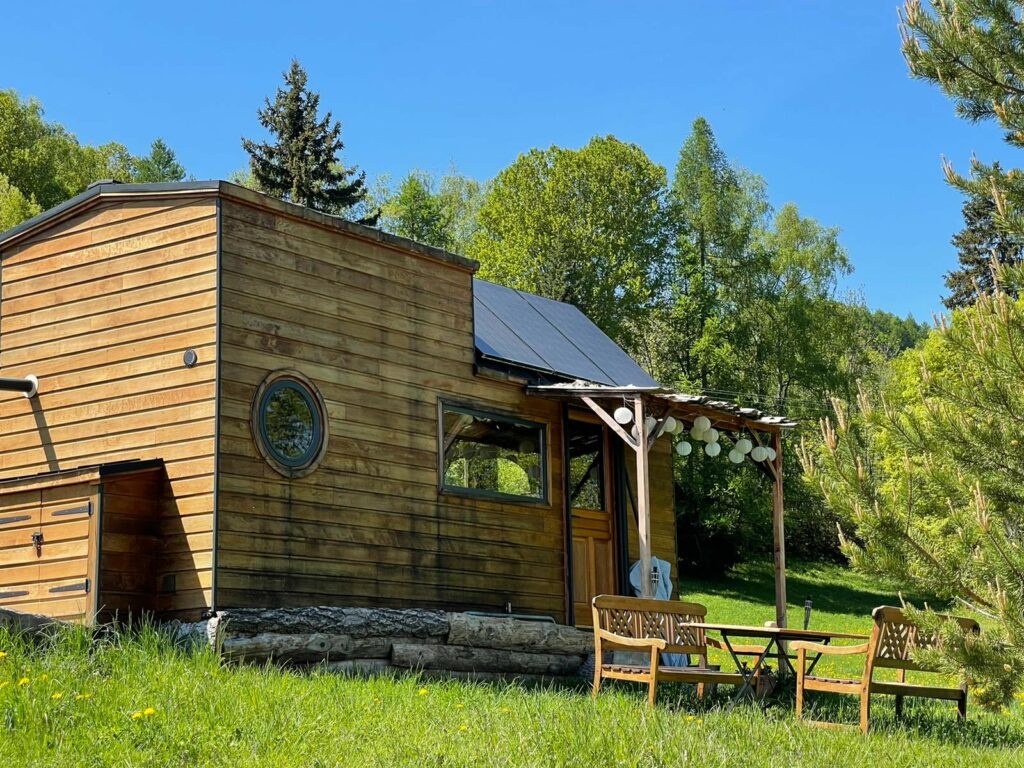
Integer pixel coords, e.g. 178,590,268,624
528,382,798,627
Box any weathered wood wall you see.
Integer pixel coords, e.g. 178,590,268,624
0,195,219,618
215,193,569,620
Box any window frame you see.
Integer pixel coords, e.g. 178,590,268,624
437,399,550,505
251,370,329,479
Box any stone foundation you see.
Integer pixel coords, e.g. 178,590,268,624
176,607,593,684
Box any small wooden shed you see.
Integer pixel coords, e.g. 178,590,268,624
0,181,794,626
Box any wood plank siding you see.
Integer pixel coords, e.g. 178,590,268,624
0,195,219,618
215,195,571,619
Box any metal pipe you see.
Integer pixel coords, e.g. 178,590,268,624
0,375,38,398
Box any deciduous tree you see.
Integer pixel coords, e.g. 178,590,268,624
469,136,670,347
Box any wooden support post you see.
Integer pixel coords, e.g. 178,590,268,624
634,396,653,599
771,430,787,628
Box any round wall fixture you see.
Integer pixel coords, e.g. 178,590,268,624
251,370,328,478
183,349,199,368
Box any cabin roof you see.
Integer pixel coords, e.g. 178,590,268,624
473,279,659,388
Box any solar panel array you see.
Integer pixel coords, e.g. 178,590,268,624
473,279,660,388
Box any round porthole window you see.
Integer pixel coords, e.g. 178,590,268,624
252,371,328,478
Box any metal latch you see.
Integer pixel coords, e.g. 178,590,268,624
31,531,43,557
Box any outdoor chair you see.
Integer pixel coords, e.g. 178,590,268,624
590,594,764,707
792,605,980,734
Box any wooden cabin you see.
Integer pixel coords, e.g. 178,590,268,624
0,181,793,627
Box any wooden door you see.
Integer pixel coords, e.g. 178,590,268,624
0,484,98,622
568,417,617,626
0,489,42,614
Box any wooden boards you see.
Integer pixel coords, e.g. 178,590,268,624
0,197,218,618
215,198,569,620
0,482,98,622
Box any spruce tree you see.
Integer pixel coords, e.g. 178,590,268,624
943,181,1024,309
242,60,375,223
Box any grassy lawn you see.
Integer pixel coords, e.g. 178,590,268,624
2,562,1022,767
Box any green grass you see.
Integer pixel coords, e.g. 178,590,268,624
2,562,1023,767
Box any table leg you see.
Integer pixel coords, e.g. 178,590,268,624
724,636,777,711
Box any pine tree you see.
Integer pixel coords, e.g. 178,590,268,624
242,60,375,223
943,182,1024,309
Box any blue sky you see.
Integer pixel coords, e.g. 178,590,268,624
4,1,1017,321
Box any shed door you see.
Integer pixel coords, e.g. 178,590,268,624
0,490,42,612
0,484,98,622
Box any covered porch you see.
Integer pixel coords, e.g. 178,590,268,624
529,382,797,628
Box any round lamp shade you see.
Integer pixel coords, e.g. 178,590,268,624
690,424,707,440
766,446,777,461
613,406,633,425
663,416,677,435
675,440,692,456
735,438,752,455
644,416,657,434
694,415,712,433
705,442,722,458
705,428,719,443
728,449,744,464
750,446,768,462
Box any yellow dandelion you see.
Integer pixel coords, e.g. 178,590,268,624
131,711,143,721
0,651,7,659
38,674,49,682
455,703,465,709
459,724,469,732
686,715,695,721
418,688,428,696
0,681,8,689
75,693,92,701
143,707,157,717
51,692,63,701
696,719,703,724
499,707,511,714
17,677,29,687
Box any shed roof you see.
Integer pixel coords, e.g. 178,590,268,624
473,279,659,388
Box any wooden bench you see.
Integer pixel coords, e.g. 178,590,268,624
792,605,980,733
591,595,762,707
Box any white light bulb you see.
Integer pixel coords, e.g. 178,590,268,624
705,442,722,457
613,406,633,425
675,440,692,457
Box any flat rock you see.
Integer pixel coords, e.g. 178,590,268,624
217,607,449,638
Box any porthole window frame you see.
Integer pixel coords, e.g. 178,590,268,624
251,370,328,479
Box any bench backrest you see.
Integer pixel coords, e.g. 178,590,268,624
591,595,708,656
867,605,980,674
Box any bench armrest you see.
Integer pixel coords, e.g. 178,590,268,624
595,629,667,650
790,641,869,656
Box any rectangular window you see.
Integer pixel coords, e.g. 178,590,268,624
440,403,547,502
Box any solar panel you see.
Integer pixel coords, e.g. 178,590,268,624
473,279,659,388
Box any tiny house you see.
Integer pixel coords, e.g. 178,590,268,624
0,182,793,626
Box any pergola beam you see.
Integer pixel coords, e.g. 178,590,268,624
633,396,654,599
